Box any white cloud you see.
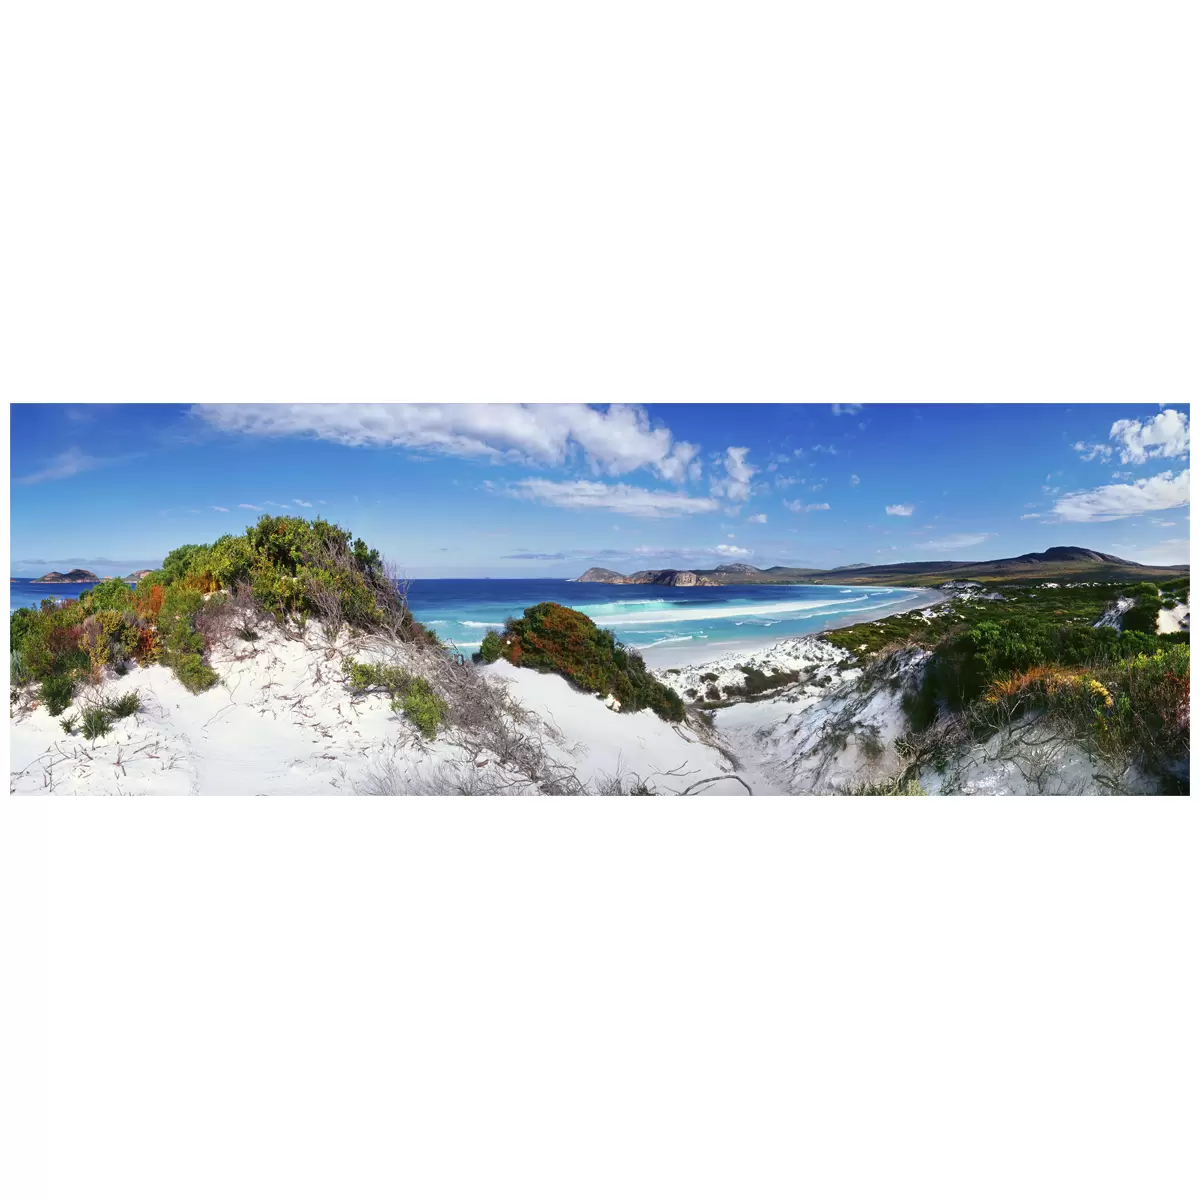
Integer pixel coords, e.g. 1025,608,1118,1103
849,474,860,487
506,478,721,519
885,504,914,517
1109,409,1189,464
811,443,837,455
1122,536,1189,566
15,447,124,485
747,513,768,524
1150,519,1177,527
238,503,263,511
293,498,313,507
709,447,757,503
1072,441,1113,462
1052,469,1190,522
193,403,700,481
912,532,995,551
211,506,230,512
831,404,862,416
783,500,830,513
715,544,751,556
1020,512,1043,520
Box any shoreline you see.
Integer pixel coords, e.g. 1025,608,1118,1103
637,587,944,669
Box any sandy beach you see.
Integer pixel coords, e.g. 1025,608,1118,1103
638,587,943,669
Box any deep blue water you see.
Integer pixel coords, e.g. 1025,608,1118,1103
9,577,931,658
9,580,111,613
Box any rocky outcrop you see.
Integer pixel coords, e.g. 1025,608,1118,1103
628,570,720,587
572,568,720,586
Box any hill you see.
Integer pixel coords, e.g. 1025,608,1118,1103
572,547,1187,588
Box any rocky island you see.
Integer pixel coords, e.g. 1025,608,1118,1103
31,569,100,584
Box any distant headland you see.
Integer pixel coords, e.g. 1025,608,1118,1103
572,548,1188,588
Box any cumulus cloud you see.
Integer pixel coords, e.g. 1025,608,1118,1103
505,478,721,519
192,403,700,482
849,474,860,487
211,506,230,512
831,404,862,416
747,513,768,524
885,504,914,517
293,499,313,507
238,503,263,511
1020,512,1043,520
1109,409,1189,464
715,544,751,556
709,447,757,503
811,443,837,455
783,500,830,513
1052,469,1190,522
912,532,995,551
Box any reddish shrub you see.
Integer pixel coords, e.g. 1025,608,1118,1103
137,584,165,621
47,624,83,656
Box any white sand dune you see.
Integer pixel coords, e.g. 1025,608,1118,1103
1157,603,1189,635
10,621,754,797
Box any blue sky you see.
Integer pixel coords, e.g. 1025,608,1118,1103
9,403,1190,576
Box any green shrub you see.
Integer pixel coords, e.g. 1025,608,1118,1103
105,691,142,719
159,544,209,586
725,666,801,697
60,714,78,735
78,578,135,612
477,630,503,663
39,675,75,716
491,602,685,722
80,707,114,740
156,584,218,689
393,677,448,738
1121,598,1160,636
174,653,219,693
1126,581,1161,600
342,657,412,695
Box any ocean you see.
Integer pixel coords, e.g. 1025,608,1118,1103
8,577,939,665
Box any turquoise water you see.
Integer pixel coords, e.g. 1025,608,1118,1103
400,579,936,659
8,577,936,662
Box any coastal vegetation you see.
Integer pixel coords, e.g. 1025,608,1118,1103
474,601,686,722
9,514,438,714
824,579,1190,789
